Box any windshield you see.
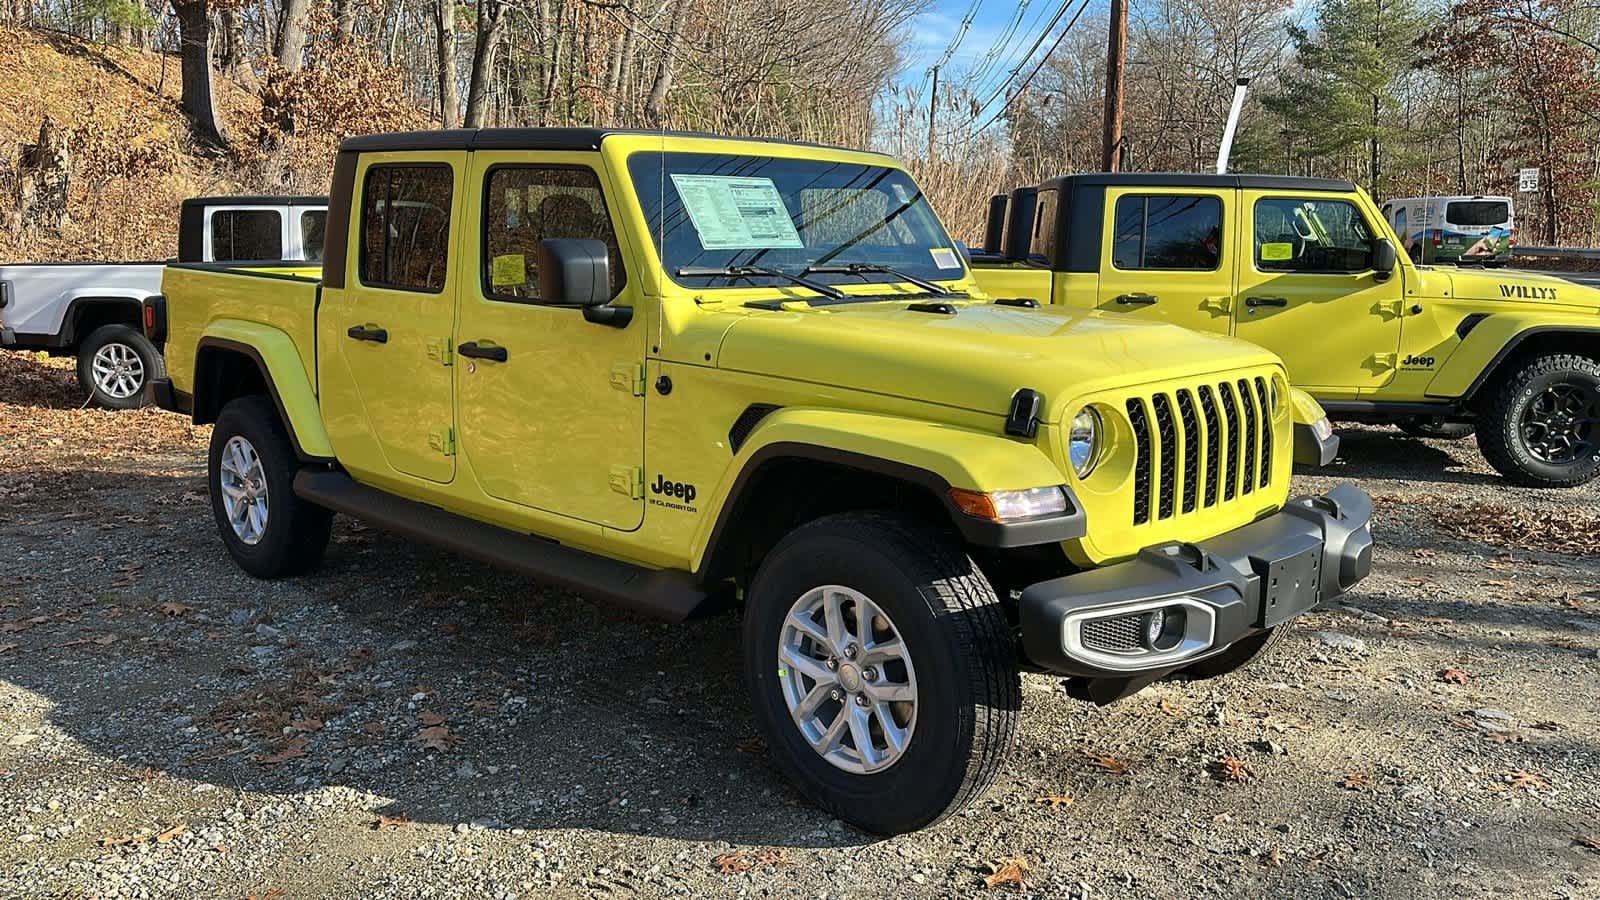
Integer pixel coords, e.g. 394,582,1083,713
627,151,965,289
1445,200,1510,228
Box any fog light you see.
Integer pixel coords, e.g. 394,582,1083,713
1143,607,1186,651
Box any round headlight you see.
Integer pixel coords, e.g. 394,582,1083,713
1068,407,1101,478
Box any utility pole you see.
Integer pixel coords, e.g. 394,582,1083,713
1101,0,1127,171
928,65,939,159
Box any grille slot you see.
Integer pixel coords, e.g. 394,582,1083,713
1121,373,1276,529
1127,398,1152,525
1081,614,1147,653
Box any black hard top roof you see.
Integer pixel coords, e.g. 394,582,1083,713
181,195,328,207
1039,173,1357,192
337,127,886,157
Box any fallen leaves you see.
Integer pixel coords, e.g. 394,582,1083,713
1577,836,1600,853
413,725,461,752
983,856,1034,891
712,848,792,874
256,736,310,766
1435,502,1600,557
159,601,192,617
1503,770,1548,791
1211,757,1254,783
1084,753,1130,775
1339,773,1370,791
97,822,186,848
1033,794,1074,808
372,814,411,831
1437,668,1471,685
1260,847,1284,868
1,615,50,634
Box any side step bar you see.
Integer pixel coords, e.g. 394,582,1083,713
293,470,710,622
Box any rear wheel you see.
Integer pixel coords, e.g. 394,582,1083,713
208,395,333,577
1476,353,1600,487
742,512,1019,834
77,325,162,410
1397,418,1474,440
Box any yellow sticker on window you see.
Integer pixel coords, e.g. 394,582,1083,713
491,253,525,287
1260,242,1294,261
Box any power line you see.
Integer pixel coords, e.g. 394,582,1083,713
972,0,1095,133
970,0,1079,120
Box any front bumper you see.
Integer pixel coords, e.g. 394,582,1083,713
1294,421,1340,467
1019,483,1373,688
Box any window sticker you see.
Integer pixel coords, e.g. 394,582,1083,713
1259,242,1294,261
930,247,961,269
670,174,804,250
491,253,525,287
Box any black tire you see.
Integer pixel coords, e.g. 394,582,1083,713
1181,623,1291,680
76,324,163,410
1476,353,1600,487
208,395,333,578
742,511,1020,834
1396,418,1475,440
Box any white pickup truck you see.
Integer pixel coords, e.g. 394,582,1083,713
1,195,326,407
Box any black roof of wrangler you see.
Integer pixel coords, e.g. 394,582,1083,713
338,128,887,157
1037,172,1357,192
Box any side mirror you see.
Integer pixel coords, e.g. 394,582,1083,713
1371,238,1397,281
537,238,611,306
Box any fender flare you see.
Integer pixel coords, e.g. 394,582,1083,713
1426,316,1600,401
689,407,1084,576
194,324,334,461
57,294,152,346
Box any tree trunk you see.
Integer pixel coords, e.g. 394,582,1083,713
169,0,227,147
1369,94,1380,197
334,0,356,42
464,0,507,128
275,0,310,72
435,0,459,127
645,0,689,126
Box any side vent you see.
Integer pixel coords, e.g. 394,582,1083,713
728,404,781,453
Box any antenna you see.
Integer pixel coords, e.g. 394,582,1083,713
1215,77,1251,175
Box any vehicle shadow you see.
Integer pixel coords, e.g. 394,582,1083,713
0,469,877,848
1316,426,1503,486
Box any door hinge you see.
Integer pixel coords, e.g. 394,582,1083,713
1375,300,1404,319
610,362,645,397
1199,295,1232,315
1370,352,1398,371
428,427,456,456
427,338,454,366
609,464,644,499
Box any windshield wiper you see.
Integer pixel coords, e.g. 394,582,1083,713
675,265,845,300
802,262,957,297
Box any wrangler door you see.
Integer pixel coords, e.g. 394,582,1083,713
1093,188,1234,332
453,152,646,530
1232,192,1403,397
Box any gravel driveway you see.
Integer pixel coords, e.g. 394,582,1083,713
3,352,1598,899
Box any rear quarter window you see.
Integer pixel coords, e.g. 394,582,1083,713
211,209,283,261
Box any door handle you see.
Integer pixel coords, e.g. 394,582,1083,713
1244,296,1288,308
1113,293,1159,306
457,341,508,362
347,324,388,343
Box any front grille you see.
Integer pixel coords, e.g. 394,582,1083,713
1126,375,1277,526
1081,613,1147,653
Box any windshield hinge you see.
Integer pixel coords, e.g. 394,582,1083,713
428,426,456,456
610,362,645,396
427,338,453,366
610,465,644,499
1375,300,1405,319
1199,296,1232,316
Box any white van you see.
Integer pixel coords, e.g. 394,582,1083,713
1381,195,1514,266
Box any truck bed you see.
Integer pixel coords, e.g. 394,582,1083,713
160,262,323,403
0,261,165,347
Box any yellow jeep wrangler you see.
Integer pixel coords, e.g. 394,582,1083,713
972,176,1600,486
143,130,1373,834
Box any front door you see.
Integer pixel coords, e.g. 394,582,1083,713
1094,187,1234,333
1232,192,1404,397
453,152,646,530
320,152,465,484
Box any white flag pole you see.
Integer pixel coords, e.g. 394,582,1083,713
1216,77,1252,175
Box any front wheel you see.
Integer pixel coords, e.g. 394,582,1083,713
1476,353,1600,487
742,512,1020,834
208,395,333,577
77,324,162,409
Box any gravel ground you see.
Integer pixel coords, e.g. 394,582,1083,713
3,352,1599,899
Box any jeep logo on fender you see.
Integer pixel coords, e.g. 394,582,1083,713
1402,354,1435,368
649,474,698,512
1499,284,1559,300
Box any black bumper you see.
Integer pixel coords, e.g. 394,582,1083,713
1019,483,1373,685
1294,421,1340,467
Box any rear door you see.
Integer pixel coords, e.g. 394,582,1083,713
1232,191,1403,397
1093,187,1234,333
319,152,465,485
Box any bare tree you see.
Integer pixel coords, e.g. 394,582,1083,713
275,0,310,71
463,0,506,127
168,0,227,146
434,0,458,127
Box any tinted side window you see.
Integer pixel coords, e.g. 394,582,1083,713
1029,189,1057,261
1110,195,1221,270
482,166,625,302
300,210,327,261
211,210,282,261
1255,198,1374,273
1445,200,1509,227
361,165,454,292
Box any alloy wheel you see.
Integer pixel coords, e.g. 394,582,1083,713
91,341,145,400
218,435,269,545
1520,382,1599,464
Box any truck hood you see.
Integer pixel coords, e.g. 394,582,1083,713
1444,268,1600,310
715,302,1282,420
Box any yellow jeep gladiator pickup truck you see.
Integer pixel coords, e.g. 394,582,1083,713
144,129,1373,834
972,176,1600,487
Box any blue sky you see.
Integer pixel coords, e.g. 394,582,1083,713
898,0,1091,93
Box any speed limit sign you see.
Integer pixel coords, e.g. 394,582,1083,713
1518,167,1539,192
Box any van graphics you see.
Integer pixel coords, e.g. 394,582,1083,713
1499,284,1559,301
1401,354,1436,369
649,474,698,512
